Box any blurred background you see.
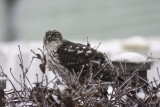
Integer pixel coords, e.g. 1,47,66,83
0,0,160,41
0,0,160,90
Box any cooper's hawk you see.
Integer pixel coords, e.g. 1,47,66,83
44,30,112,81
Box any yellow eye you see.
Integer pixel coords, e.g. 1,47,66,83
54,33,59,37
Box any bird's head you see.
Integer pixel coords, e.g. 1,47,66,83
44,30,63,45
44,30,63,52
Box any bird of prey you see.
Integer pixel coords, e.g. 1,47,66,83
43,30,112,81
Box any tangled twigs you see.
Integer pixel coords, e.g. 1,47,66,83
1,46,160,107
31,46,46,74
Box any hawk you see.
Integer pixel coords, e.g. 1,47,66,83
44,30,112,81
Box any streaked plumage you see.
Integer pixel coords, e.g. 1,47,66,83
44,30,111,81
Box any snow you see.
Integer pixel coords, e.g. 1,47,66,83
107,85,114,100
107,85,113,94
68,48,74,52
136,91,145,99
69,45,73,48
86,50,92,54
111,52,147,63
76,46,79,49
93,60,100,64
157,92,160,97
122,95,127,101
17,101,38,106
82,46,86,49
77,50,83,54
52,94,60,104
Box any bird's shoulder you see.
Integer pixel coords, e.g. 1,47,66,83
57,40,105,62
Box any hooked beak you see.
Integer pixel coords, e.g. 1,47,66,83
45,35,52,42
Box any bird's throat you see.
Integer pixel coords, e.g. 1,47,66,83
45,41,61,53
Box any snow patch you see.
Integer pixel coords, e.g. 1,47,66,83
77,50,83,54
82,46,86,49
93,60,100,64
76,47,79,49
69,45,73,48
136,92,145,99
107,85,113,94
52,95,60,104
68,48,74,52
157,92,160,97
87,50,92,54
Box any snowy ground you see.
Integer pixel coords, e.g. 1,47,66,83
0,37,160,90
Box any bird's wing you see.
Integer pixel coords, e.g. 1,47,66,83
57,40,106,72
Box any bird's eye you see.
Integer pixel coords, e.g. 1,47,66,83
54,33,59,37
50,32,55,37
